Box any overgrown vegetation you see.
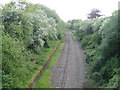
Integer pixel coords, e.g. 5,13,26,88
1,0,119,88
68,10,120,88
35,42,64,88
1,1,65,88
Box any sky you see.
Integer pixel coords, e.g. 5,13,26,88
0,0,119,22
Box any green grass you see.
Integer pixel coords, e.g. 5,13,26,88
35,69,52,88
35,42,64,88
48,42,64,68
27,40,58,87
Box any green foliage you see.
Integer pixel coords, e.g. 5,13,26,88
107,68,120,88
2,6,34,46
35,69,52,88
2,1,65,88
81,35,92,48
35,42,64,88
2,32,35,88
81,32,101,49
70,10,119,88
101,12,118,60
85,24,93,35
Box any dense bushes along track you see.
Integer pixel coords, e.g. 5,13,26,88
68,10,120,88
2,1,65,88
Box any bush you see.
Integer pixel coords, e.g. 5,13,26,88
81,35,92,48
2,1,65,88
70,10,119,88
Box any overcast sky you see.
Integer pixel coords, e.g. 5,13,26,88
0,0,119,22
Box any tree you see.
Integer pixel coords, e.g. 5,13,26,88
87,8,102,19
2,1,65,88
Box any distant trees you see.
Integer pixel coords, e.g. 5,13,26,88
67,19,82,30
87,8,103,19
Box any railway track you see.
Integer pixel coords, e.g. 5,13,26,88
61,33,70,88
51,32,86,88
51,33,71,88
